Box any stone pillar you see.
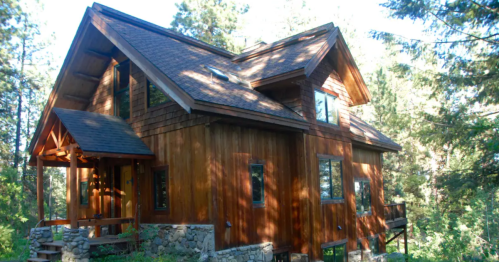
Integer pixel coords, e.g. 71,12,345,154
29,227,54,258
348,250,362,262
290,253,309,262
62,228,90,262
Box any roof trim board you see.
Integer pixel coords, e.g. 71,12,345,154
304,28,339,77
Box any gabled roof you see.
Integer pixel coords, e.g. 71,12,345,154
350,114,402,152
54,108,154,156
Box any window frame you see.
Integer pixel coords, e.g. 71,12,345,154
250,164,265,207
114,60,131,119
314,89,339,126
322,243,347,262
146,79,171,108
80,179,89,207
368,236,380,255
272,251,290,262
152,166,170,213
355,180,372,215
318,158,344,201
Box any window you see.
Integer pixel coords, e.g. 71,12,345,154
114,60,130,119
315,90,339,125
147,79,170,108
250,164,264,205
319,159,343,200
80,181,88,206
355,180,371,214
369,237,380,255
272,252,289,262
323,244,346,262
153,167,169,211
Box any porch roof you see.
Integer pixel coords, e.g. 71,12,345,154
53,108,154,157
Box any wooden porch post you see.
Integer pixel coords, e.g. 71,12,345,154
404,225,408,260
131,159,138,234
70,147,78,229
94,162,101,237
37,156,44,221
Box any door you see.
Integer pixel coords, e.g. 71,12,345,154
120,165,133,232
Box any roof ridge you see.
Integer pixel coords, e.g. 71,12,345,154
233,22,335,63
91,2,235,58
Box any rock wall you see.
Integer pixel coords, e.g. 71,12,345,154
140,224,215,260
29,227,54,258
212,242,273,262
61,228,90,262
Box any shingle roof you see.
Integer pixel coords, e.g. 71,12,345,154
53,108,154,156
96,11,305,121
350,114,402,151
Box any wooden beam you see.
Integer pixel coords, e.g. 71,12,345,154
42,219,71,226
77,217,134,227
43,143,78,156
386,229,405,245
73,72,101,83
37,156,44,221
39,160,94,168
94,166,101,237
69,147,78,229
85,49,111,60
82,151,154,159
50,131,59,149
404,225,408,260
131,159,138,237
63,94,90,104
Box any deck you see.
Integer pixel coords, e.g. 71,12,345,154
385,202,408,229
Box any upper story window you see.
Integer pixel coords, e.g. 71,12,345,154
153,166,169,211
147,79,170,108
323,244,346,262
315,90,339,125
250,164,265,205
114,60,131,119
355,180,371,214
319,159,343,200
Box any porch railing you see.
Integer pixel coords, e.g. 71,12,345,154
384,202,406,222
41,217,134,228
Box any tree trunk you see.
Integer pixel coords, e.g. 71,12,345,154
13,16,28,168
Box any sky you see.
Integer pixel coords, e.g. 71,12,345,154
34,0,427,79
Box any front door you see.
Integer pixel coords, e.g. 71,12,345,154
119,165,133,232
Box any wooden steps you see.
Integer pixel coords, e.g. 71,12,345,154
27,258,50,262
27,242,62,262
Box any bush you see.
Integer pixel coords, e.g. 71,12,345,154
0,224,14,253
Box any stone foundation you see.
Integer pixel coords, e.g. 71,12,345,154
29,227,54,258
61,228,90,262
348,250,362,262
140,224,215,260
290,253,309,262
211,242,273,262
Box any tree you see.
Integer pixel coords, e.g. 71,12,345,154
170,0,249,53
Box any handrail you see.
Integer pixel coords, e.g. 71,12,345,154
384,202,406,221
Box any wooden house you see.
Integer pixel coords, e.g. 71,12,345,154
27,3,408,262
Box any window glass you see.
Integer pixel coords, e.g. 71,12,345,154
154,169,169,210
319,159,331,199
323,244,346,262
355,181,371,213
315,90,339,125
80,181,88,205
315,90,327,122
148,80,170,108
319,159,343,200
327,95,339,125
251,165,264,203
114,61,130,119
369,237,380,255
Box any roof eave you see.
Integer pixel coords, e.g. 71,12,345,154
351,135,402,153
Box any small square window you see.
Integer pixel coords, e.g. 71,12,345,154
250,164,264,204
323,244,346,262
315,90,339,125
355,180,371,214
319,159,343,200
272,251,289,262
147,79,170,108
153,167,169,211
80,181,88,206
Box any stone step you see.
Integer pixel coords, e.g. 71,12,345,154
27,258,50,262
36,250,61,262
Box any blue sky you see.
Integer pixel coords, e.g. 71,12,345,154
36,0,426,78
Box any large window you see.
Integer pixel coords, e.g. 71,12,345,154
80,181,88,206
153,167,169,211
315,90,339,125
319,159,343,200
147,79,170,108
355,180,371,214
323,244,346,262
250,164,265,205
114,60,130,119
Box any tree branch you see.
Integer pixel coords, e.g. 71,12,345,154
470,0,499,15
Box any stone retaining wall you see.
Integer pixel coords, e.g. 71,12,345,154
61,228,90,262
212,242,273,262
140,224,215,260
29,227,54,258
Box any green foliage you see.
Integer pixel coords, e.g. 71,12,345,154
0,224,14,253
170,0,249,53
